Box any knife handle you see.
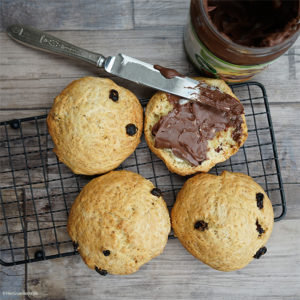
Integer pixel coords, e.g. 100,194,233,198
7,24,106,68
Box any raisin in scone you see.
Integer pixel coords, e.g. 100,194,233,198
171,171,274,271
144,78,248,176
47,77,143,175
67,170,170,275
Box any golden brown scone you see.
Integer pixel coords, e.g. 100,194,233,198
144,78,248,176
47,77,143,175
67,170,170,275
171,171,274,272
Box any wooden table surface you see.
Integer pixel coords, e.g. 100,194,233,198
0,1,300,299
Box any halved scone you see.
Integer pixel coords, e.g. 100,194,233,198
144,77,248,176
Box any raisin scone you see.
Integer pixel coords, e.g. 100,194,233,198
47,77,143,175
171,171,274,271
67,170,171,275
144,78,248,176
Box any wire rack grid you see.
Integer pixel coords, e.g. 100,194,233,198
0,81,286,266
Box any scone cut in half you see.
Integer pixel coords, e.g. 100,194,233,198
171,171,274,271
47,77,143,175
144,78,248,176
67,170,171,275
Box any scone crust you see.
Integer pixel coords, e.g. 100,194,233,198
47,77,143,175
171,171,274,271
144,77,248,176
67,170,171,275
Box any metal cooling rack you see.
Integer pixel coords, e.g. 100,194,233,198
0,82,286,266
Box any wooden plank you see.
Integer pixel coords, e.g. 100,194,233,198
0,265,24,299
270,103,300,183
22,218,299,300
0,28,189,78
0,0,133,31
284,183,300,220
255,44,300,104
1,32,299,110
134,0,190,27
0,110,47,122
0,28,189,109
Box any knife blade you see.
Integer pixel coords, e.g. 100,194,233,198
7,24,203,101
104,54,200,99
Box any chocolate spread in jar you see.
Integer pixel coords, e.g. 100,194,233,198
206,0,300,47
190,0,300,65
152,91,244,166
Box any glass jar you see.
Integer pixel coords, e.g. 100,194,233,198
184,0,300,82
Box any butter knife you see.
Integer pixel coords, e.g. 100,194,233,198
7,24,204,101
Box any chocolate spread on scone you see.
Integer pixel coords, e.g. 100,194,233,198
154,65,243,114
152,87,244,166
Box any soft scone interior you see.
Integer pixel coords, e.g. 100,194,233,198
144,78,248,175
